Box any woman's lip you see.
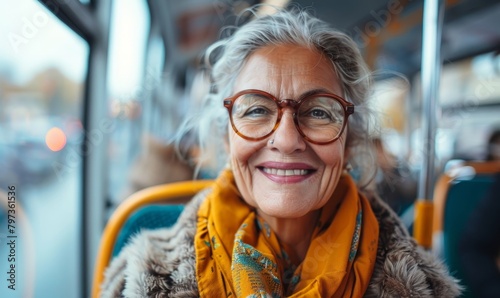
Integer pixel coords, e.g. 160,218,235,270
256,162,316,184
257,167,315,183
256,161,315,170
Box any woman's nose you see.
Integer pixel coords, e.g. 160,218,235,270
269,110,306,153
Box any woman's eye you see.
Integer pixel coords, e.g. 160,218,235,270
311,109,328,118
245,107,268,116
307,109,331,119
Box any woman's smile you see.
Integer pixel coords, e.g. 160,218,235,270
257,161,316,183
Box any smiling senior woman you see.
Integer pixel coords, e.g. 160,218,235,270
101,8,462,298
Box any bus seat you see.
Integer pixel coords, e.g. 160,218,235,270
112,204,185,256
92,180,214,298
432,161,500,297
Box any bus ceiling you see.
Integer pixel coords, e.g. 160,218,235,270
149,0,500,80
289,0,500,76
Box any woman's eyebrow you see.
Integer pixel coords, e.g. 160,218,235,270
299,88,335,99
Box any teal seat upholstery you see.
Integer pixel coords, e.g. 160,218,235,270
112,204,185,257
93,180,214,298
442,174,495,297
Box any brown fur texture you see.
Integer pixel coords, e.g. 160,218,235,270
101,190,462,297
364,195,462,297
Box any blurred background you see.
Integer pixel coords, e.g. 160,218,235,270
0,0,499,297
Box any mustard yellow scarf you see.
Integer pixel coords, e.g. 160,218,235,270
195,169,379,297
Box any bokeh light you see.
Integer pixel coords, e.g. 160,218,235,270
46,127,67,151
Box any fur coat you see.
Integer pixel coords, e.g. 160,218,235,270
101,189,462,297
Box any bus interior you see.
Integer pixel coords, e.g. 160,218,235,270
0,0,499,297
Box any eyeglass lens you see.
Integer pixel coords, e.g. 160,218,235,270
231,92,345,143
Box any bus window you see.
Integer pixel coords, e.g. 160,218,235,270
0,1,88,297
447,52,500,161
409,52,500,165
106,0,150,207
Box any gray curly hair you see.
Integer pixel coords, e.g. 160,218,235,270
176,7,378,188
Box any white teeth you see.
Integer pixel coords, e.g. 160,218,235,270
262,168,308,176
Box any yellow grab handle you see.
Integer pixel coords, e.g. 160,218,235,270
413,199,434,249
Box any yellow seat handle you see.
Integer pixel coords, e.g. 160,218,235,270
91,180,214,298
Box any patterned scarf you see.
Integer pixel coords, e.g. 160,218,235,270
195,169,379,297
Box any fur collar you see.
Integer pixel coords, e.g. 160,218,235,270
364,195,462,297
101,190,462,297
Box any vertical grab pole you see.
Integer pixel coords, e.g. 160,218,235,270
414,0,444,249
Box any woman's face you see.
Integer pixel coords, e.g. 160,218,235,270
229,44,348,219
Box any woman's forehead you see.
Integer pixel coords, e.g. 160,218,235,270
233,44,342,96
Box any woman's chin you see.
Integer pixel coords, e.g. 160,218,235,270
256,203,312,220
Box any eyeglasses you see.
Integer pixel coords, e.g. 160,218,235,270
223,89,354,145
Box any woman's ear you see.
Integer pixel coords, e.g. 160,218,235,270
223,130,230,153
343,146,351,170
223,132,233,170
343,133,351,168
